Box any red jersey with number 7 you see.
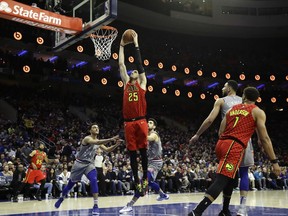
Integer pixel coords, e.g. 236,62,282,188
220,104,257,148
123,81,147,119
30,150,46,169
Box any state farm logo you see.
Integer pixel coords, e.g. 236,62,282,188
0,1,62,25
0,1,12,13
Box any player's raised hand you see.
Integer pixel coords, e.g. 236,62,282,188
120,37,129,47
131,31,138,46
189,134,199,145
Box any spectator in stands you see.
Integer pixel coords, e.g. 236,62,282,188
61,141,73,160
20,142,32,165
33,165,53,199
174,166,183,193
267,167,281,190
187,167,197,192
248,169,256,190
254,166,266,190
47,167,60,197
105,164,117,195
206,166,217,189
0,153,8,165
95,148,106,196
279,168,288,189
1,165,13,176
79,175,89,197
11,164,26,201
7,161,15,172
181,166,191,192
58,168,71,193
124,165,133,193
156,164,167,192
117,165,131,195
165,163,174,193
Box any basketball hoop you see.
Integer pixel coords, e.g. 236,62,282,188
90,26,118,61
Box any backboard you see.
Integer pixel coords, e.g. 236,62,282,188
53,0,117,52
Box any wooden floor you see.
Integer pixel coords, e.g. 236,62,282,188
0,190,287,215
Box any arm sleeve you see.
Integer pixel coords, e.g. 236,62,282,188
134,47,145,74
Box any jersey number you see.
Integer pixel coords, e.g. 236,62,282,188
128,92,138,102
36,159,42,165
233,116,240,128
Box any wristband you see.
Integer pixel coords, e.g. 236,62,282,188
270,159,279,164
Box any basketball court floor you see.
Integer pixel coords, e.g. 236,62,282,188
0,190,287,216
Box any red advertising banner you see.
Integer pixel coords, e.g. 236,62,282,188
0,0,83,34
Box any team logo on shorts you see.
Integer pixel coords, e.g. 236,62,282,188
225,163,234,172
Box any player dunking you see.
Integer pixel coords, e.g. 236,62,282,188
119,30,149,196
188,87,281,216
54,123,121,215
190,80,254,216
13,142,55,202
119,118,169,214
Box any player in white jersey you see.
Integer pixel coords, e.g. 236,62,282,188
190,80,255,216
119,118,169,214
55,123,121,215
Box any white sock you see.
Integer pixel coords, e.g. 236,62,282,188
94,199,98,205
240,196,247,207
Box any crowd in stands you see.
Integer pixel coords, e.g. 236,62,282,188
0,84,287,201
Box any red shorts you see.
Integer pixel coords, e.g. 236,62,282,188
124,119,148,151
23,168,45,184
216,139,245,179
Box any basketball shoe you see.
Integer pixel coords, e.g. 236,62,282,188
142,179,148,196
156,193,169,201
135,183,144,196
54,197,64,208
92,204,100,215
119,204,133,214
237,206,248,216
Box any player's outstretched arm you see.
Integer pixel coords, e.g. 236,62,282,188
189,98,223,144
100,139,123,153
119,39,129,85
83,135,119,145
132,31,147,90
147,132,158,142
254,108,281,176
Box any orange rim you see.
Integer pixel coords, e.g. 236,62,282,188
90,26,118,39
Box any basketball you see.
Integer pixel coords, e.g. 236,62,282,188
122,29,135,44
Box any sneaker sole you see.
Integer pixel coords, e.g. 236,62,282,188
119,210,133,214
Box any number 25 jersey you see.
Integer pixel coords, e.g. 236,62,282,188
220,104,257,148
30,150,46,169
123,81,147,119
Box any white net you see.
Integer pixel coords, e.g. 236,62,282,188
90,26,118,61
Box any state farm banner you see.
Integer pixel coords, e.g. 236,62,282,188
0,0,83,34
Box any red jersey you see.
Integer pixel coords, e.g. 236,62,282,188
220,104,257,147
123,81,147,119
30,150,46,169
